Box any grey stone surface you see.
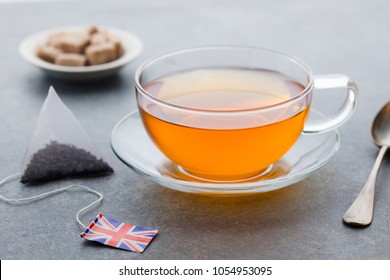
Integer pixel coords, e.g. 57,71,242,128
0,0,390,259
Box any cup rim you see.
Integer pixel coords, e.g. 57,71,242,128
134,45,314,114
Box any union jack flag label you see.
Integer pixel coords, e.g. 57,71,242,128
81,213,158,253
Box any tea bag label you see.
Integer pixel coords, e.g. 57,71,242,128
81,213,158,253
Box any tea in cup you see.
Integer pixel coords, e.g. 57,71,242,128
135,47,357,181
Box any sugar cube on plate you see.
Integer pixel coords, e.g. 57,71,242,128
55,53,87,66
85,42,117,65
36,45,62,63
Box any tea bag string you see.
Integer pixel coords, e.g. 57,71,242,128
0,173,103,228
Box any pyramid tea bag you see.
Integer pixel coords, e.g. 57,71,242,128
21,86,113,184
0,87,158,253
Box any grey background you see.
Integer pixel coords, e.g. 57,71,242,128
0,0,389,259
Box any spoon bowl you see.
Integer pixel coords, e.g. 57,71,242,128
372,102,390,147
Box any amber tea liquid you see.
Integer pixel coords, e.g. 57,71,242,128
139,68,309,180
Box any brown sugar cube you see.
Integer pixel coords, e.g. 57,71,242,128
105,31,123,58
86,25,99,35
90,32,107,45
55,53,87,66
85,42,117,65
36,44,62,63
50,32,90,53
47,31,66,46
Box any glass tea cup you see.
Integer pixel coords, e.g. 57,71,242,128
135,46,357,182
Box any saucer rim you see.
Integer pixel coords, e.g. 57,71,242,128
111,110,341,191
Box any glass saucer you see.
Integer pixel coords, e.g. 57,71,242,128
111,110,340,196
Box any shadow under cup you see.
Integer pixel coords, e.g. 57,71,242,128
135,46,357,182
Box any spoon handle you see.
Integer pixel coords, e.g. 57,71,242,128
343,145,388,226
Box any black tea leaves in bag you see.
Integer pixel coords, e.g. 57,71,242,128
21,87,113,184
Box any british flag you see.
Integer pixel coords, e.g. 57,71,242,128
81,213,158,253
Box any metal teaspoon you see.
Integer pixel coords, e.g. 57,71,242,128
343,101,390,226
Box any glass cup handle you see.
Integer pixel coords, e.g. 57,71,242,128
303,74,358,134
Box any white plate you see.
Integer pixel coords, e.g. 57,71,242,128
19,26,143,80
111,110,341,196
